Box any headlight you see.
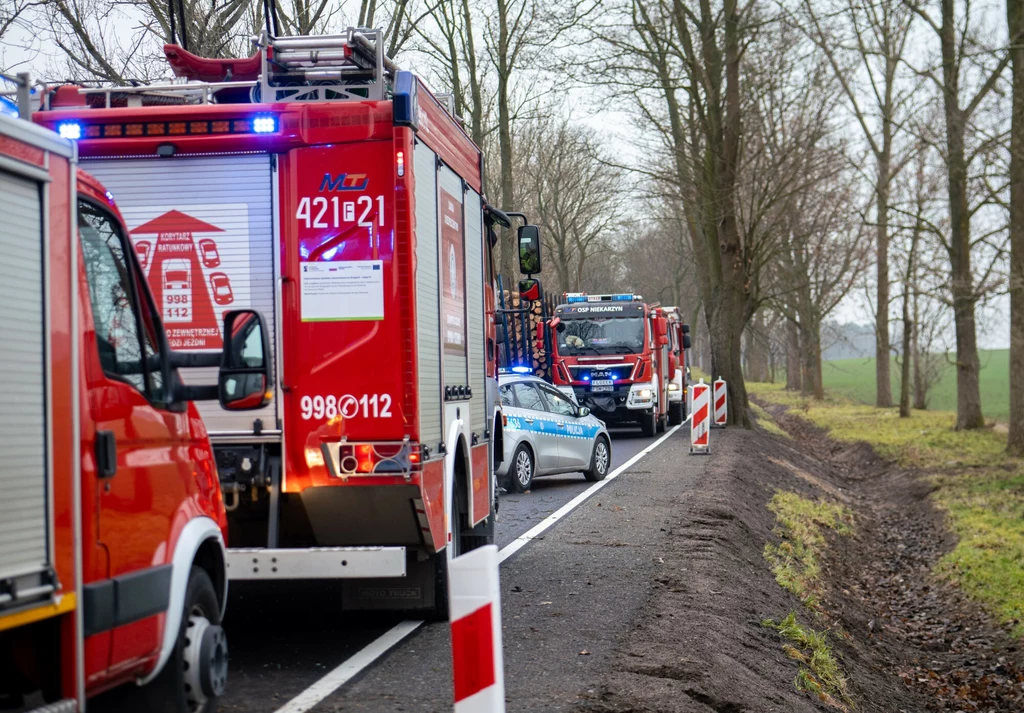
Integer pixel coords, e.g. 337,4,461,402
637,389,652,399
668,383,680,391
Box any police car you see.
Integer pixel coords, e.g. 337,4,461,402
497,371,612,492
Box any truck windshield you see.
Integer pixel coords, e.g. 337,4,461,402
558,317,645,354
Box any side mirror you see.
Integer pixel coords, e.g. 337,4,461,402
556,321,566,334
683,334,692,349
682,323,690,334
518,225,542,275
219,310,274,411
578,406,591,417
655,316,669,346
518,278,541,301
495,320,507,345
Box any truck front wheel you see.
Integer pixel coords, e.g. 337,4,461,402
640,411,657,438
669,401,684,426
141,566,226,713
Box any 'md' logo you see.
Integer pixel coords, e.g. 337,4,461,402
319,173,369,191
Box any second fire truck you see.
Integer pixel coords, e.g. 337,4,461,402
35,27,537,617
547,293,690,436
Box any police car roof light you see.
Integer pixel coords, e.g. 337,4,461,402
510,365,533,374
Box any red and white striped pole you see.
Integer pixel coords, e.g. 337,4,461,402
713,378,727,428
450,544,505,713
690,379,711,455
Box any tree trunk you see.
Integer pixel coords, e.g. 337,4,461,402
912,287,927,410
875,150,893,407
496,0,515,285
786,318,801,391
1009,0,1024,453
940,0,985,430
899,285,912,417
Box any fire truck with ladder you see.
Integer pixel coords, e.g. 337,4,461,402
0,79,275,712
33,24,538,617
544,293,690,437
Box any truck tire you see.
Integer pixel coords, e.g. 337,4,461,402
640,411,656,438
140,566,226,713
656,412,666,433
509,443,535,493
669,401,684,426
583,436,611,482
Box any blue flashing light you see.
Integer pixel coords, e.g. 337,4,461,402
511,365,533,374
566,295,587,303
582,374,590,381
252,115,277,134
611,294,633,301
57,122,82,140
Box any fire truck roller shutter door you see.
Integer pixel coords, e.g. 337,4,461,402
464,189,485,433
438,165,467,392
0,170,50,591
414,141,443,448
83,154,277,436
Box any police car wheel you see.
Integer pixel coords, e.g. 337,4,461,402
584,436,610,482
511,444,534,493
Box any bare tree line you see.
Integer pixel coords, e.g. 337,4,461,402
5,0,1024,441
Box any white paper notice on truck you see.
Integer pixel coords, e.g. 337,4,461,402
300,260,384,322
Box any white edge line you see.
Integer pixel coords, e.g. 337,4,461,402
497,421,684,564
273,421,686,713
273,619,424,713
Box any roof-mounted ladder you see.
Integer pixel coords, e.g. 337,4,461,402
257,28,398,103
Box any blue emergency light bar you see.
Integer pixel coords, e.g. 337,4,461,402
57,121,83,140
252,115,277,133
511,365,533,374
565,293,640,304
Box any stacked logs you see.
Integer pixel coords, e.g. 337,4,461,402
501,290,549,380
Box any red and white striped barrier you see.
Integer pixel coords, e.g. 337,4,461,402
450,544,505,713
690,379,711,455
713,378,727,427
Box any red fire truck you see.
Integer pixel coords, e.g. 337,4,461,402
547,293,687,437
34,28,532,617
0,98,271,710
661,306,692,426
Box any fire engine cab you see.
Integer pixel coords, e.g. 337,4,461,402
548,293,687,437
0,90,272,711
33,27,531,617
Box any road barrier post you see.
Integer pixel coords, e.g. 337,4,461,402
450,544,505,713
713,378,727,428
690,379,711,455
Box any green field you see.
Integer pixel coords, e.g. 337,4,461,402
821,350,1010,423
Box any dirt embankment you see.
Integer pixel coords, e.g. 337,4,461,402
583,409,1024,712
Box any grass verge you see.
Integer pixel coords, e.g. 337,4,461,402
763,612,852,710
764,491,854,607
749,381,1024,638
750,400,790,439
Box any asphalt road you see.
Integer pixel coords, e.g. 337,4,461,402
116,425,671,713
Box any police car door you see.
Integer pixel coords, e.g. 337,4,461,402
538,383,591,469
510,381,559,471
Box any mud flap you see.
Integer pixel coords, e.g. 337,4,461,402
340,549,438,612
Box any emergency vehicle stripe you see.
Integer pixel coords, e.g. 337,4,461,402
451,603,497,702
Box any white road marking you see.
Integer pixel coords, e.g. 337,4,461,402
497,422,685,564
273,619,424,713
273,421,686,713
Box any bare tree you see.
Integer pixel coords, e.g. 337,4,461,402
518,116,625,294
797,0,918,409
905,0,1010,429
1009,0,1024,452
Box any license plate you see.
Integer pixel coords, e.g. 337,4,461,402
592,384,613,392
591,379,613,386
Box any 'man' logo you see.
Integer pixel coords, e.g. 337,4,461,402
319,173,369,191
